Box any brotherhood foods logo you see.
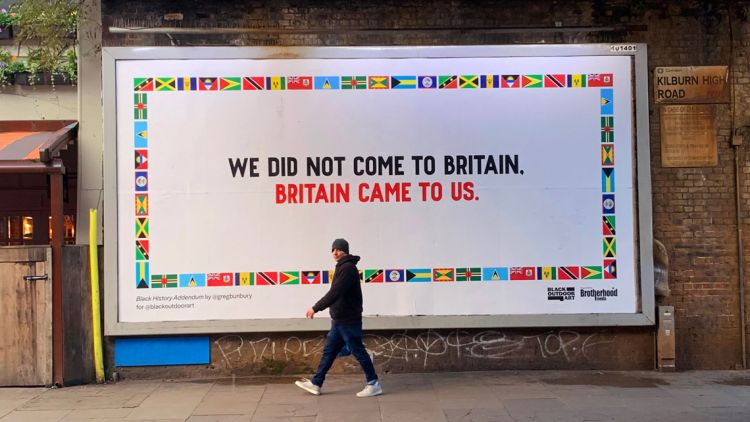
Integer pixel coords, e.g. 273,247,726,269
580,287,619,301
547,287,575,301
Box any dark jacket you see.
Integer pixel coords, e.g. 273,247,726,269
312,254,362,323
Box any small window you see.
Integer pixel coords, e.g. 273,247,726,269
8,216,22,242
22,216,34,240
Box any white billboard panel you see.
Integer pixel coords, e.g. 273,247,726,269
104,46,652,334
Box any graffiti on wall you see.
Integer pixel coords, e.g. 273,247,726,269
214,330,617,369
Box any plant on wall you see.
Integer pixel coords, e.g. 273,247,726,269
0,50,13,85
0,8,18,39
12,0,78,79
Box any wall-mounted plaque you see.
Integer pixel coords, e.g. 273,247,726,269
654,66,729,104
660,105,717,167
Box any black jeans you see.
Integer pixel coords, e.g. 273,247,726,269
311,320,378,387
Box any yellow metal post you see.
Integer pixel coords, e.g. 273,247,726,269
89,209,105,383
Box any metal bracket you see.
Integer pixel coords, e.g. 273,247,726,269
23,274,49,282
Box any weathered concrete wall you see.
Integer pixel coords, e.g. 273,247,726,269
99,0,750,372
0,85,77,120
114,328,653,379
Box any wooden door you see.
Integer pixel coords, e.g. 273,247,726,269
0,246,52,386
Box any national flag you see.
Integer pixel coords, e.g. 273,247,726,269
235,272,253,286
588,73,614,87
510,267,535,280
456,267,481,281
341,76,367,89
134,77,154,92
601,116,614,142
385,269,405,282
567,74,586,88
136,261,149,288
480,75,499,88
177,77,197,91
134,93,147,119
601,89,613,114
134,121,148,148
482,267,509,281
364,269,384,283
242,76,265,90
602,145,615,166
256,271,278,285
433,268,454,282
603,194,615,214
604,237,616,258
391,76,417,89
314,76,340,90
418,76,437,89
459,75,478,88
406,268,431,282
155,77,176,91
198,77,218,91
136,239,149,260
135,194,148,216
151,274,178,288
522,75,542,88
135,149,148,170
135,171,148,192
544,74,565,88
207,272,233,287
581,266,603,279
537,266,556,280
557,266,580,280
179,273,206,287
266,77,286,90
280,271,300,285
438,75,458,89
603,215,616,236
501,75,520,88
322,270,334,284
302,271,321,284
368,76,389,89
135,217,148,239
220,77,242,91
602,168,615,193
604,259,617,279
287,76,313,90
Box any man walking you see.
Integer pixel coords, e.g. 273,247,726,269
295,238,382,397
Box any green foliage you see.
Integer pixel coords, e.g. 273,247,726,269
0,50,12,86
13,0,79,75
56,48,76,83
0,8,18,27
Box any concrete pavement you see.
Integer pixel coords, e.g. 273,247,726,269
0,370,749,421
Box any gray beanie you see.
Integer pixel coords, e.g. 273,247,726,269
331,238,349,254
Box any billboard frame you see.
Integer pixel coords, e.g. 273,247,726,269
103,44,653,336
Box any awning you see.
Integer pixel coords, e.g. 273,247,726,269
0,121,78,173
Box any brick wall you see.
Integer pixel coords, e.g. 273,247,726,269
101,0,750,371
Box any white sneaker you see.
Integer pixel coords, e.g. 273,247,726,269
295,379,321,395
356,381,382,397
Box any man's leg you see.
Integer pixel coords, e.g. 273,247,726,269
311,322,345,387
339,322,378,384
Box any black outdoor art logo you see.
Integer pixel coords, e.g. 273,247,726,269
547,287,575,301
579,287,618,301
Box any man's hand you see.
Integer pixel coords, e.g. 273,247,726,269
306,307,315,319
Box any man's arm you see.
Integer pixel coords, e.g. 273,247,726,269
311,265,356,313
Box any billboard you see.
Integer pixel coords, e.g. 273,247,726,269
104,45,653,335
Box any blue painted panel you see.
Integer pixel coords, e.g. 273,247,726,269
114,336,210,367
